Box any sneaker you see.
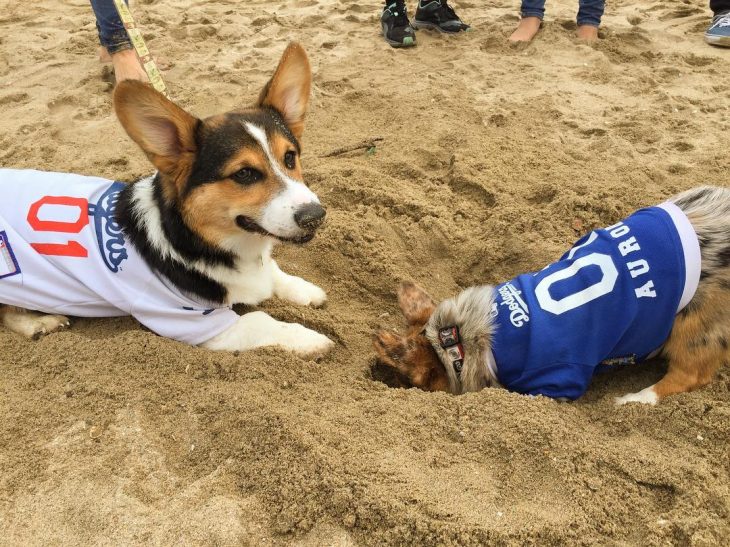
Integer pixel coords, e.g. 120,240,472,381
705,11,730,47
413,0,470,34
382,2,416,48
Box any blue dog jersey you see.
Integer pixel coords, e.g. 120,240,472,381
490,203,700,400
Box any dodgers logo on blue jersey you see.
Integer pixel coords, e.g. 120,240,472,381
0,231,21,279
88,182,128,273
497,282,530,327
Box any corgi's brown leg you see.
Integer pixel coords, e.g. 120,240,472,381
0,305,70,340
616,285,729,405
635,349,723,405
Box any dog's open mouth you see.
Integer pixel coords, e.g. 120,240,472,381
235,215,315,244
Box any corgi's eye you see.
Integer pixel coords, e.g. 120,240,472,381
284,151,296,170
231,167,262,185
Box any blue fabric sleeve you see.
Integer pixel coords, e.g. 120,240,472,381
511,363,596,400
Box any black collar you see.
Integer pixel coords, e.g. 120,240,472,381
438,325,464,378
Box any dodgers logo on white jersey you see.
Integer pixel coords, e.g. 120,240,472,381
89,182,128,272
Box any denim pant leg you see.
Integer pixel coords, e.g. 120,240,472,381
521,0,546,20
710,0,730,15
90,0,132,53
577,0,605,26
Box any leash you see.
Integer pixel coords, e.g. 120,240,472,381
112,0,169,97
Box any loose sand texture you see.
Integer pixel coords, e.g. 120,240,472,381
0,0,728,544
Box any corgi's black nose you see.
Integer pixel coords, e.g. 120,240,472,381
294,203,326,230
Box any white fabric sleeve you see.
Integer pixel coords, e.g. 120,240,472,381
130,280,240,346
657,202,701,313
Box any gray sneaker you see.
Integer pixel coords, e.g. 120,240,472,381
705,11,730,47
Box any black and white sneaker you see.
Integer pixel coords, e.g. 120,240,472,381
382,2,417,47
705,11,730,47
413,0,470,34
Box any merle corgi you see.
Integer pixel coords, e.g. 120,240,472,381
0,43,334,357
374,186,730,404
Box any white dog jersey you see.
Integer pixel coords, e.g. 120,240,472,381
0,169,238,345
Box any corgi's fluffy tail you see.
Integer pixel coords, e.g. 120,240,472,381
672,186,730,283
633,186,730,405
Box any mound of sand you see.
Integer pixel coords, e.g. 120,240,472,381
0,0,728,544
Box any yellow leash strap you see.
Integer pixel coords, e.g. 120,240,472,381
112,0,169,96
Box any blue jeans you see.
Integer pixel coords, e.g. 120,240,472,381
711,0,730,15
90,0,132,53
521,0,605,27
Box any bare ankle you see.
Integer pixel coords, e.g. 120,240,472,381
576,25,599,41
99,46,112,63
509,16,542,42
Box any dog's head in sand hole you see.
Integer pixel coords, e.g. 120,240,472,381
372,282,450,392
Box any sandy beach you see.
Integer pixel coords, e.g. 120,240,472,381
0,0,728,544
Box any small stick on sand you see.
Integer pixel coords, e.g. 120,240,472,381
321,137,384,158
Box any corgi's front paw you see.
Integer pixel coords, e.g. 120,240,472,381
202,312,333,357
614,386,658,406
279,323,334,357
276,276,327,307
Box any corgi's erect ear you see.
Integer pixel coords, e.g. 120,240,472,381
258,42,311,140
398,282,436,327
113,81,199,195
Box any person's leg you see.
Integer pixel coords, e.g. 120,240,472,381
509,0,544,42
89,0,147,81
91,0,131,54
381,0,417,48
710,0,730,15
576,0,603,41
706,0,730,47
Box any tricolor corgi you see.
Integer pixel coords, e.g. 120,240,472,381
374,186,730,404
0,43,334,357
